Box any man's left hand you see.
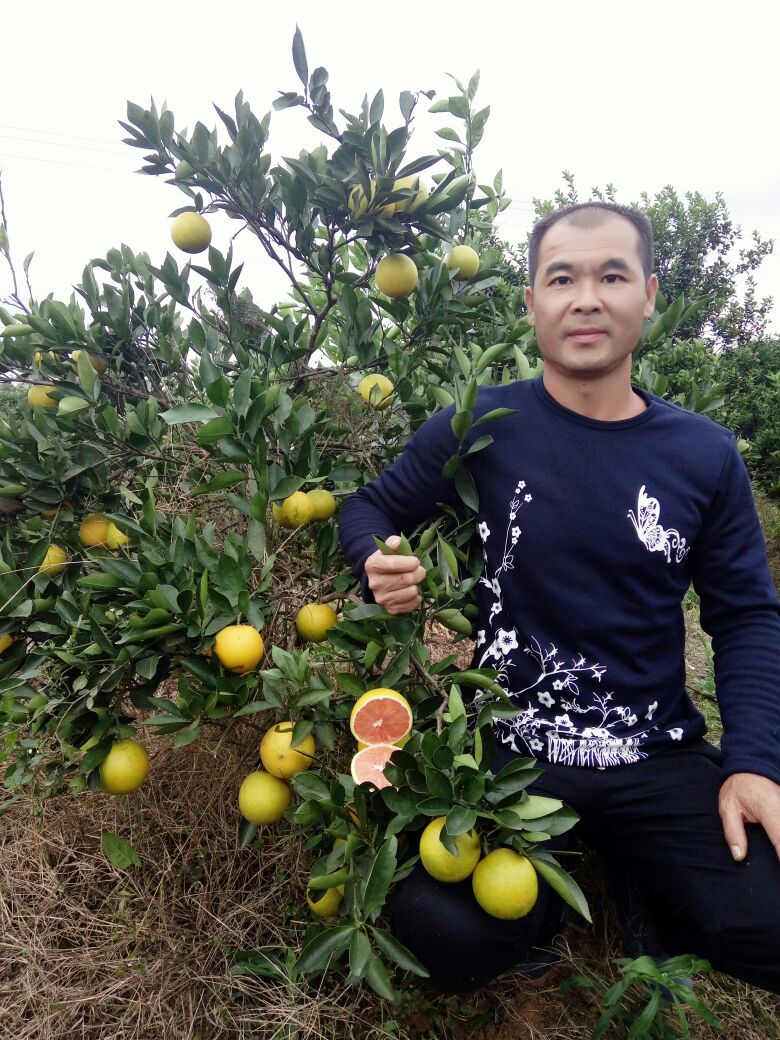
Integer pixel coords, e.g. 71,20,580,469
719,772,780,862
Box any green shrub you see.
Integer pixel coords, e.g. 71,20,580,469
716,339,780,494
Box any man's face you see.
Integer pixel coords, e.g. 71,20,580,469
524,214,658,382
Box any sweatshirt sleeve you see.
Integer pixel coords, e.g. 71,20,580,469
338,405,459,602
688,436,780,783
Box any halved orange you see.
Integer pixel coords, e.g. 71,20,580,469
350,743,399,790
357,732,410,752
349,688,412,746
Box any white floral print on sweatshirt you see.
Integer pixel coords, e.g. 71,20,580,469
474,478,670,767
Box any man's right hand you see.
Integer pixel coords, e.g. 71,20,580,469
364,535,428,615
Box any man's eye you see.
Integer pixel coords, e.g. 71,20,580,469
551,276,570,285
604,274,624,283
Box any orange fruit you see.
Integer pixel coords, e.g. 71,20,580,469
419,817,481,882
272,491,314,529
27,384,58,408
307,884,344,917
259,722,316,778
105,522,130,548
99,739,149,795
79,514,111,547
306,489,336,521
357,732,410,751
472,848,539,919
375,254,418,298
350,743,399,790
71,350,107,374
213,624,264,674
38,544,68,577
171,212,212,254
357,373,395,411
446,245,480,279
349,688,412,746
238,770,291,824
295,603,338,643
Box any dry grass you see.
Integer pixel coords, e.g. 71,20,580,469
1,593,779,1038
0,722,382,1040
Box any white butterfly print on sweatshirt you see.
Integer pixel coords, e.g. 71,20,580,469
627,485,689,563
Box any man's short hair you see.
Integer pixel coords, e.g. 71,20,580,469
528,201,654,287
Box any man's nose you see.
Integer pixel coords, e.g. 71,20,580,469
573,281,602,311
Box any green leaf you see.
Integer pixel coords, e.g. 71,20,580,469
465,434,493,456
445,805,477,836
363,836,398,920
238,819,258,848
58,395,92,416
190,470,247,497
269,474,304,501
434,608,472,636
365,954,396,1001
292,772,330,801
370,927,430,977
528,853,591,923
292,26,309,89
76,348,98,399
161,403,220,425
294,924,353,975
336,673,365,697
197,416,234,445
448,685,466,720
435,127,461,143
474,342,511,374
174,722,200,747
348,929,372,981
450,410,472,443
474,406,516,426
508,794,564,820
101,832,141,869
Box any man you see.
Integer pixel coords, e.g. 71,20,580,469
338,202,780,995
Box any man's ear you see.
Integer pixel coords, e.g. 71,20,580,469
644,273,659,319
525,285,535,324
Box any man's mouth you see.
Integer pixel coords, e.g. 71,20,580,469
568,329,606,344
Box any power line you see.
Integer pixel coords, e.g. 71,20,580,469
0,149,776,241
0,122,125,148
0,151,135,175
0,132,128,158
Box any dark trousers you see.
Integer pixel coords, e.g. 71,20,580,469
391,740,780,995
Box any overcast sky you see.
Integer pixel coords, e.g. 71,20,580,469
1,0,778,337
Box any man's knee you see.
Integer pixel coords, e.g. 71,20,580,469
390,862,565,994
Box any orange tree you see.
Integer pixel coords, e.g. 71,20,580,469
0,31,719,1000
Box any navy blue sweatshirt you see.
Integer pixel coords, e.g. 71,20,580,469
338,376,780,781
